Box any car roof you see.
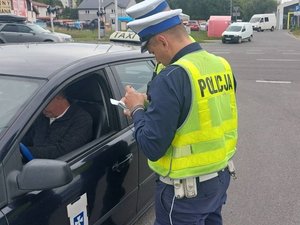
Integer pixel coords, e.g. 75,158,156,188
0,42,145,78
230,22,251,26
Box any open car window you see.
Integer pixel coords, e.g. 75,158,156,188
20,72,111,161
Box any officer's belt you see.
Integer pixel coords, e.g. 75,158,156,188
159,172,218,185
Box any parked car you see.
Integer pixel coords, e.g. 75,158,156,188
222,22,253,43
249,13,276,32
0,42,156,225
199,22,208,31
0,15,73,43
187,20,200,31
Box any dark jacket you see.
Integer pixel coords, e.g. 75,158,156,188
23,104,93,159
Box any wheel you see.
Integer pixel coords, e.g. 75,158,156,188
271,26,274,31
257,27,261,32
238,37,242,44
248,35,252,42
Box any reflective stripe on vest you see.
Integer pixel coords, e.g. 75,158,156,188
148,50,238,179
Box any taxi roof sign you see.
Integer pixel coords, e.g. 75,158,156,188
109,31,140,44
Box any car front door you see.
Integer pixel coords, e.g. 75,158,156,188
0,70,140,225
0,24,39,43
110,59,156,213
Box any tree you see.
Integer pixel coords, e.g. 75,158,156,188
130,0,277,21
168,0,276,21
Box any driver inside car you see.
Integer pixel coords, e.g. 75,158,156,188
20,92,93,160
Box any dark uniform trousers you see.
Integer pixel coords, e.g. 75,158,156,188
154,169,231,225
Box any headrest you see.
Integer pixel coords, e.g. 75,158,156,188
126,0,169,19
127,9,182,53
65,78,102,102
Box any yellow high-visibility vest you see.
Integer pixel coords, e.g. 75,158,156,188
153,36,196,75
148,50,238,179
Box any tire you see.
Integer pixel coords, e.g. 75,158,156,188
238,37,242,44
248,35,252,42
270,26,274,31
257,27,261,32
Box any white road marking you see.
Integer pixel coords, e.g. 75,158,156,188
246,52,264,54
282,52,300,55
256,80,292,84
256,59,300,62
211,51,231,54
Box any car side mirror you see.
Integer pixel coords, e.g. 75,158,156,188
242,28,246,32
17,159,73,190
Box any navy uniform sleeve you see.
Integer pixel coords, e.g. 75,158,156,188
132,66,191,161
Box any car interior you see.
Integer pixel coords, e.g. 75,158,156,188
20,73,112,162
65,74,108,139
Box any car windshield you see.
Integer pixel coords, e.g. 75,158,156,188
0,76,41,134
250,17,260,23
226,25,242,32
27,23,51,33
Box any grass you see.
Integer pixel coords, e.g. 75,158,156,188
51,27,220,43
190,31,221,43
53,27,111,42
291,27,300,38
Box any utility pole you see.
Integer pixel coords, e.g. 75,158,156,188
98,0,101,40
230,0,233,21
115,0,118,31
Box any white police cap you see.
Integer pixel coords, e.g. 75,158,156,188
127,9,182,52
126,0,169,19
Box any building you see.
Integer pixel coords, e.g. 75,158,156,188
277,0,300,29
77,0,136,30
0,0,41,22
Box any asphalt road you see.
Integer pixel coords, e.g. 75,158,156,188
134,30,300,225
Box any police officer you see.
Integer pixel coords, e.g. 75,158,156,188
123,1,238,225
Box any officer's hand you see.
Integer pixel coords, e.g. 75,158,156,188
123,85,145,111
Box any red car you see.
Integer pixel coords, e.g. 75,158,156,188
188,20,200,31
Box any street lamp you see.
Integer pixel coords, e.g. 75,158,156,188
115,0,118,31
98,0,103,40
230,0,233,20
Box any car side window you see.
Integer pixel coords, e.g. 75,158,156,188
21,72,111,161
113,61,154,93
18,25,32,33
2,24,18,32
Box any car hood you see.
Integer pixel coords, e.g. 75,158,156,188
222,31,241,36
52,32,72,38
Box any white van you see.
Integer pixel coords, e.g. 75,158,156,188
249,13,276,32
222,22,253,44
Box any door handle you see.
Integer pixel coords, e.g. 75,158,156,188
112,153,133,172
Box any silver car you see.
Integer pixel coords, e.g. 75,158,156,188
0,22,73,43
